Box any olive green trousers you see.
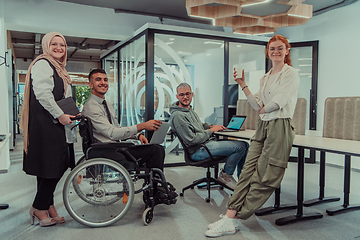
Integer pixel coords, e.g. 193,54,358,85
227,118,295,220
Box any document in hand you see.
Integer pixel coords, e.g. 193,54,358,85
56,97,80,115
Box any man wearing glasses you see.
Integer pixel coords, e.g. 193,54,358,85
169,83,249,190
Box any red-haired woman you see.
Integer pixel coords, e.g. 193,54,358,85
205,35,300,237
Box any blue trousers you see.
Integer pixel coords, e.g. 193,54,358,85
191,139,249,177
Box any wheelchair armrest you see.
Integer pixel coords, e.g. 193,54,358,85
90,142,135,149
89,142,140,164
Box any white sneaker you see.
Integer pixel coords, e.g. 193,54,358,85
208,214,240,230
217,170,237,190
205,215,238,237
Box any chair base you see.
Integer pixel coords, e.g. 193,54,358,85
180,176,233,202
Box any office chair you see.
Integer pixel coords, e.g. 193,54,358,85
173,131,233,202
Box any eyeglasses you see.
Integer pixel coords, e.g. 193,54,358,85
178,92,192,97
50,43,66,48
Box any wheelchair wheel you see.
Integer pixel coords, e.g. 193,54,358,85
75,155,86,167
142,207,153,225
63,158,134,227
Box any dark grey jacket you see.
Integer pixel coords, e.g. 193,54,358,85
169,101,213,152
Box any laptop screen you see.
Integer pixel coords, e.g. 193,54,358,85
227,116,246,130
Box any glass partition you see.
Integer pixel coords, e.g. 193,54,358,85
154,34,224,124
119,35,146,127
290,46,313,131
103,52,118,118
100,27,318,166
229,42,266,118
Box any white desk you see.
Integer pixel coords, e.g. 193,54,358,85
215,130,360,225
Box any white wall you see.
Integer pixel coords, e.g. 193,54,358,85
0,0,10,171
276,2,360,168
186,48,224,121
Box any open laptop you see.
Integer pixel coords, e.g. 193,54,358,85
149,122,171,144
220,115,246,132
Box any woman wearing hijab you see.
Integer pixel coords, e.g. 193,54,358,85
21,32,77,227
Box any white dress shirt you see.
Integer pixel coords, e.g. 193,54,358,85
246,64,300,121
81,94,139,142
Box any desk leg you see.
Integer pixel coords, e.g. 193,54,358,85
304,151,340,207
275,147,323,226
255,187,297,216
326,155,360,215
0,204,9,210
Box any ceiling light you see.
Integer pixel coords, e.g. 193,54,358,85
288,14,311,19
189,15,215,25
206,53,211,56
298,58,313,60
177,51,192,56
204,41,223,45
237,45,242,47
299,64,312,67
242,0,271,7
169,38,175,40
166,42,174,45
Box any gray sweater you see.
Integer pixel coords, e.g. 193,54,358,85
169,102,213,151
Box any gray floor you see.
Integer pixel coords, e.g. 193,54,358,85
1,134,360,240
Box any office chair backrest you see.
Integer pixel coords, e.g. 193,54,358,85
323,97,360,141
171,130,202,162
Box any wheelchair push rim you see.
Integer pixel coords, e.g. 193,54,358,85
63,158,135,227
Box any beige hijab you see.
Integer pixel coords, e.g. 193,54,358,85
20,32,72,153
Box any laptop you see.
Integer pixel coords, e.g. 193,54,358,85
221,115,246,132
149,122,171,144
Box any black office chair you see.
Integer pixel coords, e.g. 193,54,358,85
173,131,233,202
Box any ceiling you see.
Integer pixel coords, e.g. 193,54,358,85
10,0,357,63
10,31,119,63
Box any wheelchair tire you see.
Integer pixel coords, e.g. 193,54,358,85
75,155,86,167
63,158,135,227
142,207,153,225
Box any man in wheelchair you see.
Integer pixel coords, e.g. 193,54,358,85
81,69,177,209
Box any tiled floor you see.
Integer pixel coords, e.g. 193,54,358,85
1,134,360,240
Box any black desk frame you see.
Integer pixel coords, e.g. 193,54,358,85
216,131,360,225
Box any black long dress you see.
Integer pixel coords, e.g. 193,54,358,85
23,59,72,178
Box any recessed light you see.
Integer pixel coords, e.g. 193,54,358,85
204,41,223,45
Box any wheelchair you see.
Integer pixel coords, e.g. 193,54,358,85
62,116,177,227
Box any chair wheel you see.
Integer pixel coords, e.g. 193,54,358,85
205,198,210,203
142,207,153,225
220,186,224,190
180,192,184,197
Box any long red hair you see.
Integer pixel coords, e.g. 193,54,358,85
265,35,292,66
